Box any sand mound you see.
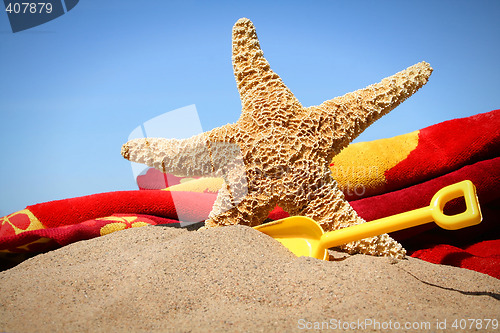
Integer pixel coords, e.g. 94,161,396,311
1,225,499,332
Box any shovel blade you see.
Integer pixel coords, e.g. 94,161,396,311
254,216,328,260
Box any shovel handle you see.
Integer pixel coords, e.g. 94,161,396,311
320,180,482,249
429,180,482,230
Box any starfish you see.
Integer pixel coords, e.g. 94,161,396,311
121,18,432,258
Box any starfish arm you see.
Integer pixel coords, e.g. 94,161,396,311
205,161,276,228
205,191,276,228
205,123,238,143
121,124,242,177
311,61,433,154
299,182,406,258
121,133,214,177
206,182,233,219
232,18,302,119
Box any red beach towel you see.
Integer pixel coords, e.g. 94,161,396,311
0,191,216,253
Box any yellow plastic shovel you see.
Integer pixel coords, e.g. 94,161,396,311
254,180,482,260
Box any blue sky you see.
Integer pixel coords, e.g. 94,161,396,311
1,0,499,216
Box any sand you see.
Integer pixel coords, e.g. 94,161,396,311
0,225,499,332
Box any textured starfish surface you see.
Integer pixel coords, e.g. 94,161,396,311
122,18,433,258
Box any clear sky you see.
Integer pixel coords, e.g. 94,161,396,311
1,0,499,216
